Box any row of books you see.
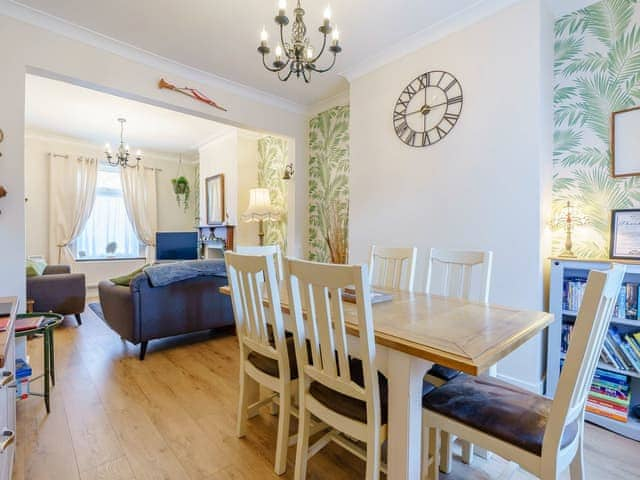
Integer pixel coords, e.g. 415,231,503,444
562,325,640,374
561,360,632,422
586,368,631,423
563,278,640,321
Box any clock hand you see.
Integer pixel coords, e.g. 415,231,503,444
427,100,448,109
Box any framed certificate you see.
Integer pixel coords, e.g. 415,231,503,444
610,209,640,259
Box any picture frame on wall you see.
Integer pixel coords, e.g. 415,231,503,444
610,209,640,260
206,174,225,225
611,105,640,177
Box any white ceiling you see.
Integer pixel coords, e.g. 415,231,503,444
13,1,599,107
25,74,233,153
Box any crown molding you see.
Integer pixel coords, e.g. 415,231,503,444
1,0,307,115
308,89,350,117
340,0,522,82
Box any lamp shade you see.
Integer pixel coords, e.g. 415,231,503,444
242,188,280,223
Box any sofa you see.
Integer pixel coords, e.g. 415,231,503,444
26,264,86,325
98,267,234,360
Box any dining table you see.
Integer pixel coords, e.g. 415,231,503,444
219,284,554,480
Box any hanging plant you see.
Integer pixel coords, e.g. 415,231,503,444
172,154,190,211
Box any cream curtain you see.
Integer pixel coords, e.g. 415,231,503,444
50,155,98,263
120,164,158,261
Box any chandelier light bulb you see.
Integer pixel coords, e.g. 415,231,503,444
278,0,286,10
324,5,331,20
275,45,283,59
260,27,268,42
136,149,142,157
125,144,130,152
105,143,111,152
307,46,314,59
332,27,339,42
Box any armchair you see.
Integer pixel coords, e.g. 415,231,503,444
26,265,85,325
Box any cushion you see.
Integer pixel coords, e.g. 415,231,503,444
422,374,579,456
110,265,149,287
427,364,461,382
26,258,47,277
247,336,299,379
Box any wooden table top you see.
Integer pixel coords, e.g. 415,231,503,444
0,296,17,368
219,286,553,376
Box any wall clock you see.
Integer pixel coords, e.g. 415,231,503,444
393,70,463,147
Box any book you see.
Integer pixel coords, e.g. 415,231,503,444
586,403,629,422
15,316,44,332
615,285,627,318
341,288,393,304
627,283,639,320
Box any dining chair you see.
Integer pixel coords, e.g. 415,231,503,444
423,248,493,471
369,245,417,292
285,258,388,480
236,244,284,280
224,251,297,475
421,264,626,480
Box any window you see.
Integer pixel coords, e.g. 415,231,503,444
72,165,144,260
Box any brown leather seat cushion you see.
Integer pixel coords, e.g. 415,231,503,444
308,358,437,424
422,374,578,456
247,336,299,379
427,364,461,382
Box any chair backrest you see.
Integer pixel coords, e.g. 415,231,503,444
544,264,625,458
236,244,284,281
225,251,290,379
285,258,380,425
368,245,417,292
425,248,493,303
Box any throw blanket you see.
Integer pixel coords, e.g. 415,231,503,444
144,259,226,287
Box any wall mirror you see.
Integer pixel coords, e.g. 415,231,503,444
612,105,640,177
206,174,225,225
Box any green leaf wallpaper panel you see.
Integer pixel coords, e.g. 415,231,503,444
554,0,640,258
257,136,288,252
308,105,350,263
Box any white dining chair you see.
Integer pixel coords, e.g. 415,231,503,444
421,264,626,480
423,248,493,471
224,251,296,475
369,245,417,292
236,244,284,280
285,258,388,480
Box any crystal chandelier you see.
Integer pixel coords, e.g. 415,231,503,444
105,118,142,168
257,0,342,83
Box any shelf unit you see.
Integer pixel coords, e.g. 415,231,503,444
548,258,640,442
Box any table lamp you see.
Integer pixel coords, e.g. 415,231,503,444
242,188,280,246
552,200,588,258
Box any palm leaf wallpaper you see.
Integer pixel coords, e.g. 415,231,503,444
554,0,640,258
257,136,288,252
308,106,350,263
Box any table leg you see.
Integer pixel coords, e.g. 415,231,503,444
49,326,56,386
43,330,50,413
386,350,432,480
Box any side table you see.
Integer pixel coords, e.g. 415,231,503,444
14,313,62,413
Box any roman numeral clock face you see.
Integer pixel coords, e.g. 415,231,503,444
393,71,463,147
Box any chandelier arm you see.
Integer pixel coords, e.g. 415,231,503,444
307,52,336,73
262,53,289,72
278,64,295,82
279,24,294,60
309,32,328,64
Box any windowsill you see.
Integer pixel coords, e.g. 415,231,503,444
74,257,146,263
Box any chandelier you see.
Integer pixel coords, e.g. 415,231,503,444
257,0,342,82
105,118,142,168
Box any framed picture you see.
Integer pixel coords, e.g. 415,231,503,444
610,209,640,259
205,174,225,225
611,105,640,177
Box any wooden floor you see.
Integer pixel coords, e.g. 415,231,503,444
12,305,640,480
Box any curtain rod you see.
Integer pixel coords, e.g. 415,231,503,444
48,153,163,172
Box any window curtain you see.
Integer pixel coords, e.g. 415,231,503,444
120,164,158,261
49,155,98,263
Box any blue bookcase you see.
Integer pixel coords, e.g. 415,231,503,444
548,258,640,441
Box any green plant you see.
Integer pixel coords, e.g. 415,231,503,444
171,176,190,211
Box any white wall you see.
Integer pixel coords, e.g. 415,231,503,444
24,130,197,290
349,0,553,391
199,131,238,226
0,13,307,305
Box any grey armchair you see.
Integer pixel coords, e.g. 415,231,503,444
26,265,85,325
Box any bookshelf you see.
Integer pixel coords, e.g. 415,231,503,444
548,258,640,441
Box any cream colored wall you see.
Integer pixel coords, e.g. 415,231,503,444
0,13,307,304
24,130,197,290
348,0,553,392
236,132,259,247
